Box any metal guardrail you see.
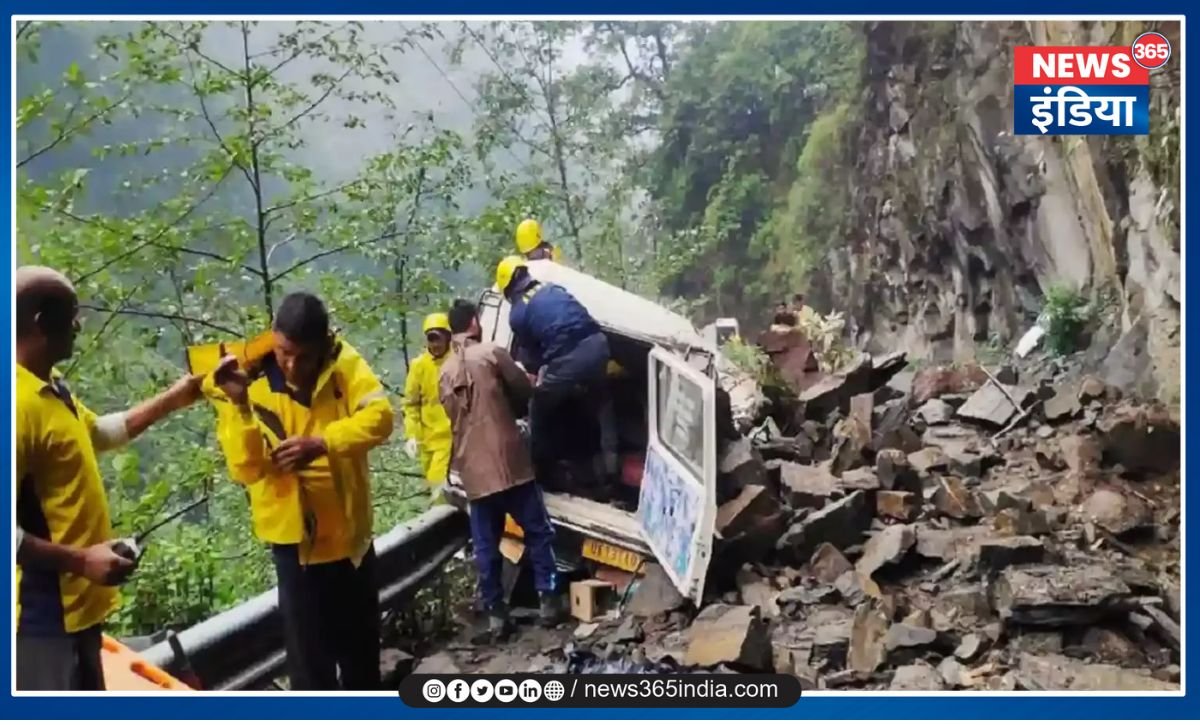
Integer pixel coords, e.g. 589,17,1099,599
141,505,469,691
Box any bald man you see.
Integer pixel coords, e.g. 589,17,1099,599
15,266,202,690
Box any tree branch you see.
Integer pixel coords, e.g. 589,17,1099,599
270,227,405,283
63,280,146,376
608,26,665,101
265,230,299,265
461,22,555,129
18,90,134,169
167,268,195,345
268,243,356,282
52,206,258,274
78,304,242,337
157,24,241,78
262,66,354,141
242,21,273,321
16,21,34,40
264,22,352,76
263,179,361,218
184,51,256,190
73,163,236,284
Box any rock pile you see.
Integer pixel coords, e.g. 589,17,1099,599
402,355,1179,693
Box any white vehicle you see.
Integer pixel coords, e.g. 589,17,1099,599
701,317,741,347
445,260,763,603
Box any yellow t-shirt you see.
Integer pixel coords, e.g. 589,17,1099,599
15,364,118,634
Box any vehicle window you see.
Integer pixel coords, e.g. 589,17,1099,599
477,290,504,344
655,357,705,479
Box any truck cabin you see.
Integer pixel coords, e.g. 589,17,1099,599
473,262,710,508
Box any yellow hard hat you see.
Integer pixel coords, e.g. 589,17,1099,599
495,255,526,294
515,218,542,255
422,312,450,335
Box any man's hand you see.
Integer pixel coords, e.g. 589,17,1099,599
214,355,250,407
404,438,420,458
272,436,327,472
76,541,137,586
166,372,203,410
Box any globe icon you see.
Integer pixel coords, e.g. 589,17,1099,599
544,680,566,701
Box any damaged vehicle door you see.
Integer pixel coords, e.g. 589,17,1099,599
640,347,717,605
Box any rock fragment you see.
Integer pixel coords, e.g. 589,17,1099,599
932,477,983,519
1098,403,1180,475
911,363,988,405
777,490,872,564
916,399,955,426
954,633,987,662
856,525,916,577
977,536,1045,571
956,381,1018,428
684,604,773,671
809,542,854,584
1015,653,1176,691
628,563,686,618
877,490,920,522
990,563,1133,626
780,462,840,509
889,661,946,690
848,602,890,674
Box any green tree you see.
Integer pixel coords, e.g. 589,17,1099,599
450,21,669,289
17,20,460,633
649,22,866,324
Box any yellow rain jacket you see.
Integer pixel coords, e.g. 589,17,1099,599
403,351,452,484
204,339,394,566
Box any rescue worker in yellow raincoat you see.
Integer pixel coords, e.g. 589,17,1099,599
514,218,564,264
205,292,394,690
403,313,453,486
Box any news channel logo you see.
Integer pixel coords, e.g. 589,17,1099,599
1013,32,1170,136
420,677,566,705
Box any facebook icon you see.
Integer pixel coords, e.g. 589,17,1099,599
447,678,471,703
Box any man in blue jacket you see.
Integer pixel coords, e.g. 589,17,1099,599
494,256,616,496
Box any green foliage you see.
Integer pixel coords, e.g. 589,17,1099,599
452,21,672,284
16,20,469,635
767,101,858,287
384,555,474,650
719,335,775,385
650,22,866,323
1042,283,1091,356
974,331,1007,367
15,19,883,636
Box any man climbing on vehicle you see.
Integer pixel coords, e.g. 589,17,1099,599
15,266,203,690
514,218,564,264
206,291,394,690
403,312,453,491
494,256,618,497
438,299,563,640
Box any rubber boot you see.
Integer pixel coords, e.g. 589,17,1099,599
474,604,513,644
538,592,566,628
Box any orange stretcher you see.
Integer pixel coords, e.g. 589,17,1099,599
100,635,192,691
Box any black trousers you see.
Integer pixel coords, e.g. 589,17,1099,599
272,543,381,690
16,625,104,691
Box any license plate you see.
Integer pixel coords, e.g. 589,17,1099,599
582,538,644,573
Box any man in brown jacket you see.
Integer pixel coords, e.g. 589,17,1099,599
439,299,562,639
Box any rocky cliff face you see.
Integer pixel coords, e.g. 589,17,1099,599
821,21,1180,404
